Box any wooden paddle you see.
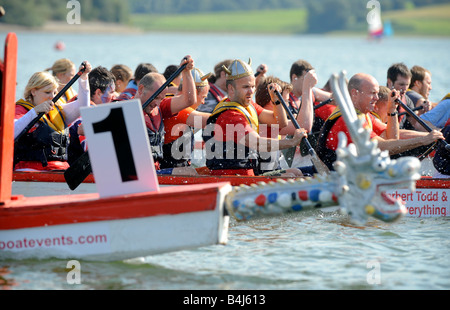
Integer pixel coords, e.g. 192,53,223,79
64,62,188,190
274,89,330,176
394,96,450,152
14,62,87,143
281,97,335,167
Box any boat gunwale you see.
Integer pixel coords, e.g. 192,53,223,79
1,182,231,230
12,170,450,187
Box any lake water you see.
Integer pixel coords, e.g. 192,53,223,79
1,30,449,292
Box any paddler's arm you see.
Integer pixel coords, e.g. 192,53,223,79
240,128,307,153
170,56,196,114
255,63,268,86
14,92,65,140
258,83,288,128
298,69,317,133
13,106,47,139
408,98,439,132
375,130,444,155
375,89,444,155
186,110,210,128
63,61,92,125
380,89,400,140
312,87,333,103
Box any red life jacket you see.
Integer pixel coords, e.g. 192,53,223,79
208,82,226,103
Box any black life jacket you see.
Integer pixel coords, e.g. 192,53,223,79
67,119,84,166
160,129,194,169
433,125,450,175
14,100,69,167
146,109,165,163
315,109,344,171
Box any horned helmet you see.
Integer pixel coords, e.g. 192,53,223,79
191,68,212,87
223,58,254,81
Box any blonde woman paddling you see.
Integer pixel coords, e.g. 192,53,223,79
14,61,92,171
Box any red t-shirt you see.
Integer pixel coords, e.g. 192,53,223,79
163,107,193,144
326,112,386,150
315,101,336,121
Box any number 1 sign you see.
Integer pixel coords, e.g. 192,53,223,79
80,99,159,198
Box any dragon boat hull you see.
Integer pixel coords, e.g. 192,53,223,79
1,182,231,262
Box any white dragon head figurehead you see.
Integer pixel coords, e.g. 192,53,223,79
330,71,421,225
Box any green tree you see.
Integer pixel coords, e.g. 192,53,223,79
0,0,129,27
0,0,49,27
307,0,352,33
128,0,305,14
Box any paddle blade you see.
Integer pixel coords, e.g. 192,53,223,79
281,145,296,168
64,152,92,190
310,152,330,176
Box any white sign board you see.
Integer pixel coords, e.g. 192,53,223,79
80,99,159,198
390,188,449,218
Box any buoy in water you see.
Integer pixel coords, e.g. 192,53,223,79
54,41,65,51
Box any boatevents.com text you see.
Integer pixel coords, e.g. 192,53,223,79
0,234,107,250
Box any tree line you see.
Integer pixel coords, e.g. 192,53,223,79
0,0,129,27
0,0,447,32
129,0,447,14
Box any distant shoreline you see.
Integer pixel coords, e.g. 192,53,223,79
0,20,448,38
0,21,144,34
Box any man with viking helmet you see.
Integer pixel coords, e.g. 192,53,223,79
202,58,307,176
198,59,267,113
